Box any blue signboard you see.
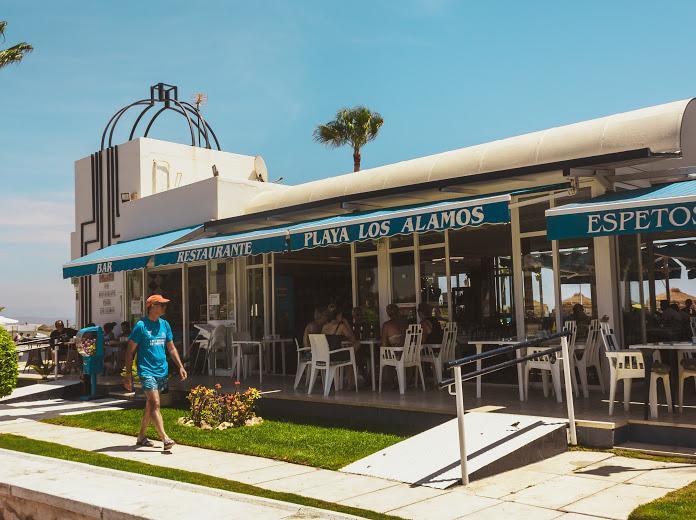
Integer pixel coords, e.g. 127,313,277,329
546,182,696,241
62,255,151,279
154,233,288,267
289,197,511,250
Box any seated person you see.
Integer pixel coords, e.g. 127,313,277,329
417,303,443,344
49,320,77,368
381,304,407,348
303,308,329,348
321,308,356,362
118,321,132,340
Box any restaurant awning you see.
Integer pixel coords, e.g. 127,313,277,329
62,225,202,279
151,192,512,267
154,226,289,267
546,180,696,240
287,193,511,250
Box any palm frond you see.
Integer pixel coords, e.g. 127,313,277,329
0,21,7,41
0,42,33,68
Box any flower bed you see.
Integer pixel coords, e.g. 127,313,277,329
178,383,261,430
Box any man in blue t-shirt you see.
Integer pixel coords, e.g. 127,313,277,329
124,294,187,450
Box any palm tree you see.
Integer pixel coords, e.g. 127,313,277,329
314,106,384,172
0,21,33,69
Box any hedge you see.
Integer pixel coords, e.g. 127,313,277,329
0,325,18,398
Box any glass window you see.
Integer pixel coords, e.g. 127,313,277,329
247,267,265,339
356,255,380,337
208,260,235,323
355,239,378,253
618,234,645,346
187,264,207,345
448,226,514,340
420,247,448,321
558,240,597,342
391,250,416,321
390,234,414,249
247,254,263,266
519,200,549,234
125,270,143,326
419,231,445,246
521,236,555,336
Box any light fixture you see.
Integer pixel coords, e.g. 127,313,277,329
212,164,219,177
120,192,131,203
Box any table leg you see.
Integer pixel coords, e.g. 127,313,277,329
642,348,653,420
259,343,263,385
516,347,524,401
370,343,376,392
54,346,58,379
476,344,482,399
281,342,286,375
272,341,277,374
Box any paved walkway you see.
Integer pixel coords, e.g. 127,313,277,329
2,398,696,519
0,448,357,519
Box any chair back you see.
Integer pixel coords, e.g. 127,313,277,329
601,328,620,353
308,334,330,367
563,320,578,355
583,320,600,362
264,334,280,340
210,325,227,352
403,324,423,364
441,322,457,363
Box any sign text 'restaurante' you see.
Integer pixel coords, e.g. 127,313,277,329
175,241,253,263
303,206,486,248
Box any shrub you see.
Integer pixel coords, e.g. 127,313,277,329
185,383,261,429
0,326,18,398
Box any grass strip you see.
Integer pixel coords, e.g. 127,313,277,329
570,446,696,519
0,433,403,520
44,408,403,471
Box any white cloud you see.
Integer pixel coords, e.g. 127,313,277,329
0,192,73,244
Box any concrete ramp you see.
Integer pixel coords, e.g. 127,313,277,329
342,412,567,489
0,380,80,404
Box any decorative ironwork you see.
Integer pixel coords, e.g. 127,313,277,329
100,83,221,150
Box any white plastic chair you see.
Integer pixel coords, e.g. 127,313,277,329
208,325,233,377
307,334,358,397
678,350,696,413
574,320,605,398
602,328,671,418
524,344,563,403
379,324,425,394
563,321,580,398
421,322,457,384
293,338,311,390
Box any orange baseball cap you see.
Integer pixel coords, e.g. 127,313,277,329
146,294,170,307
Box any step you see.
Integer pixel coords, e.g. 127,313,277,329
616,441,696,460
341,412,568,489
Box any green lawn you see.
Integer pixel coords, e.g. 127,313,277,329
0,433,402,520
43,407,404,470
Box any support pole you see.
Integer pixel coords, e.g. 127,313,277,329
561,335,577,445
453,365,469,485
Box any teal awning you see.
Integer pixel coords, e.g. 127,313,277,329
287,193,511,250
546,181,696,240
62,226,202,279
154,226,288,267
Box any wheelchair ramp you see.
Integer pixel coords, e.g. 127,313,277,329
341,412,567,489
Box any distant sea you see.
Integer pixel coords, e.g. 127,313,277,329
11,316,76,327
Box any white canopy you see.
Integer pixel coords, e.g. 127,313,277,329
0,316,19,325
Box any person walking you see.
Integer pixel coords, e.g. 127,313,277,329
123,294,187,451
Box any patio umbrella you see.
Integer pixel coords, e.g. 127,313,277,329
0,315,18,325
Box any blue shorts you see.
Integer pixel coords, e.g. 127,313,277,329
140,375,168,392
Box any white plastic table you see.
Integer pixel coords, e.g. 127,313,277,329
230,337,295,384
467,340,524,400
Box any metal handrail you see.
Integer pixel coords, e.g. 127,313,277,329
445,331,571,370
445,332,577,486
439,344,562,389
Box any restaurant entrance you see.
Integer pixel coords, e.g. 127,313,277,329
146,267,183,348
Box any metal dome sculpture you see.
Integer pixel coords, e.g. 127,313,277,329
100,82,221,150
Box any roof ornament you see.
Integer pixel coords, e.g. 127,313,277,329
100,82,221,151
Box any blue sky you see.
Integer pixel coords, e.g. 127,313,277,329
2,0,696,321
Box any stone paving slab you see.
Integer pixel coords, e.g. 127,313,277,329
0,448,355,519
562,482,669,520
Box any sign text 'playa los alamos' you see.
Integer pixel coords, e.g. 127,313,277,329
293,200,510,249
